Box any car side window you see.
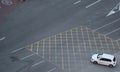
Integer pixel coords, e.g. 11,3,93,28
100,58,111,62
100,58,105,61
105,59,111,62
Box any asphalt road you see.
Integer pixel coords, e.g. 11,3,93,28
0,0,120,72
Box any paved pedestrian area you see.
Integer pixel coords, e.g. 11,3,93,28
25,26,120,72
0,0,22,17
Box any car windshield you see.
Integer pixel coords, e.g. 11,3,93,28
113,57,116,62
97,54,102,58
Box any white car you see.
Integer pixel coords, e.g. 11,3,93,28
91,53,117,67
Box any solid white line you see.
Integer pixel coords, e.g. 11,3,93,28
32,60,44,67
0,37,6,41
86,0,101,8
48,67,56,72
94,18,120,31
73,0,81,4
11,47,24,53
21,53,35,60
105,27,120,36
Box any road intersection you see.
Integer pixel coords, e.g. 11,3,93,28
0,0,120,72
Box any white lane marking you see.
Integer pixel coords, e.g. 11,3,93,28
32,60,44,67
0,37,6,41
116,38,120,41
105,27,120,36
86,0,101,8
11,47,24,53
106,2,120,17
73,0,81,4
106,10,115,17
21,53,35,60
48,67,56,72
94,17,120,31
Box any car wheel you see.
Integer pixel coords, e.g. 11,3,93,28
109,64,113,68
93,61,97,64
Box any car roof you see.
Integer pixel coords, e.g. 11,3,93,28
101,53,114,60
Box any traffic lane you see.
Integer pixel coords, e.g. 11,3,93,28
90,12,120,40
0,0,102,53
0,0,66,53
0,48,34,72
0,47,62,72
0,0,119,71
0,0,119,62
108,29,120,40
95,19,120,34
82,0,120,24
28,26,120,72
86,11,120,30
59,0,120,29
0,0,119,53
0,0,119,65
30,62,58,72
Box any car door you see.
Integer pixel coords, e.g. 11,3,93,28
98,58,109,65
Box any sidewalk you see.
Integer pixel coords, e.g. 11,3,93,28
0,0,24,17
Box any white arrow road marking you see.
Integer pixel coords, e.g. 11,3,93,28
106,2,120,17
73,0,81,4
0,37,6,41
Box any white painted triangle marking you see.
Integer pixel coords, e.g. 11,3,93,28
0,37,6,41
106,10,115,16
106,2,120,17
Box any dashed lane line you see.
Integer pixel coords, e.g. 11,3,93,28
94,18,120,31
21,53,35,60
32,60,44,67
85,0,101,8
48,67,56,72
105,27,120,36
73,0,81,4
11,47,24,53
